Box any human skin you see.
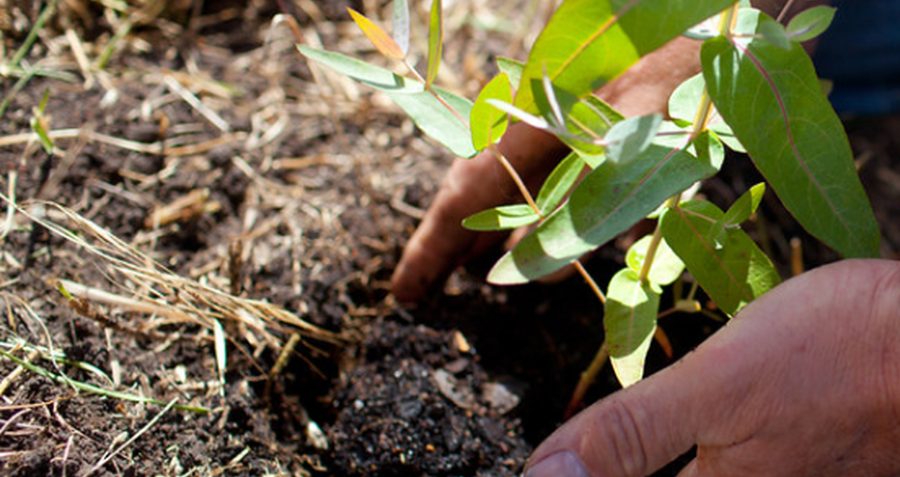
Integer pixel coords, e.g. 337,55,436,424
391,0,823,302
390,35,703,302
524,259,900,477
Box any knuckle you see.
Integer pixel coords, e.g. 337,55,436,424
592,399,649,477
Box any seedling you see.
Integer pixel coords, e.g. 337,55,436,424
298,0,878,397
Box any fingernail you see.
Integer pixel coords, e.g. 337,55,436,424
524,451,590,477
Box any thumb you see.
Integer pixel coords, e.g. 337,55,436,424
523,360,708,477
523,301,773,477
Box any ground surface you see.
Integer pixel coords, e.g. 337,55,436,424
1,1,900,476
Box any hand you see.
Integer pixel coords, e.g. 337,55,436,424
391,123,569,302
391,38,704,302
524,259,900,477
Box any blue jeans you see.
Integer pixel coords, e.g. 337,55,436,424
814,0,900,116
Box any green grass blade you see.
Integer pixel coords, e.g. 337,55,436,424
426,0,443,88
605,268,659,387
0,347,207,413
514,0,735,113
660,199,781,316
702,9,880,258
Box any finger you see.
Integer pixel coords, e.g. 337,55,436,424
675,459,700,477
523,289,792,477
392,124,566,302
391,150,507,302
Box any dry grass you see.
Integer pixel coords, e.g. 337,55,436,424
0,0,557,474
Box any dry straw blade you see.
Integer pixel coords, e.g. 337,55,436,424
1,195,343,354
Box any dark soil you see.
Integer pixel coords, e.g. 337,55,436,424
2,1,899,477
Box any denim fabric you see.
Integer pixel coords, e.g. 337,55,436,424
814,0,900,115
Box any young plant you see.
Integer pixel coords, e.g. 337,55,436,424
297,0,878,394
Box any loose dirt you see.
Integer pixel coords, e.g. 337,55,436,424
2,1,899,476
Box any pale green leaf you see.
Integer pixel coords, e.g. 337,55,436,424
605,268,659,387
488,140,722,285
565,96,624,167
723,182,765,226
348,8,406,60
787,6,836,43
497,57,524,89
426,0,443,87
462,204,539,231
668,73,745,152
604,114,662,164
298,46,476,158
514,0,735,113
470,73,512,151
660,199,781,316
625,234,685,287
536,152,584,215
392,0,410,55
298,45,422,93
759,19,790,50
702,9,880,258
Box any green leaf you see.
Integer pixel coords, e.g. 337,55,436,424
723,182,765,226
513,0,735,113
497,57,524,89
660,199,781,316
298,46,476,158
298,45,422,93
392,0,410,55
348,8,406,60
470,73,512,151
488,140,722,285
390,89,476,158
759,19,790,50
605,268,659,387
702,9,880,258
536,152,584,215
604,114,662,164
625,234,685,287
668,73,745,152
462,204,539,231
426,0,443,88
564,96,623,167
786,6,836,43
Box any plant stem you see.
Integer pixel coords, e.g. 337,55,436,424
574,260,606,304
638,194,681,283
403,58,469,128
487,144,542,217
719,2,741,39
564,340,608,419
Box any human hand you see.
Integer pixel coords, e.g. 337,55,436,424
391,38,704,302
391,123,568,302
524,259,900,477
